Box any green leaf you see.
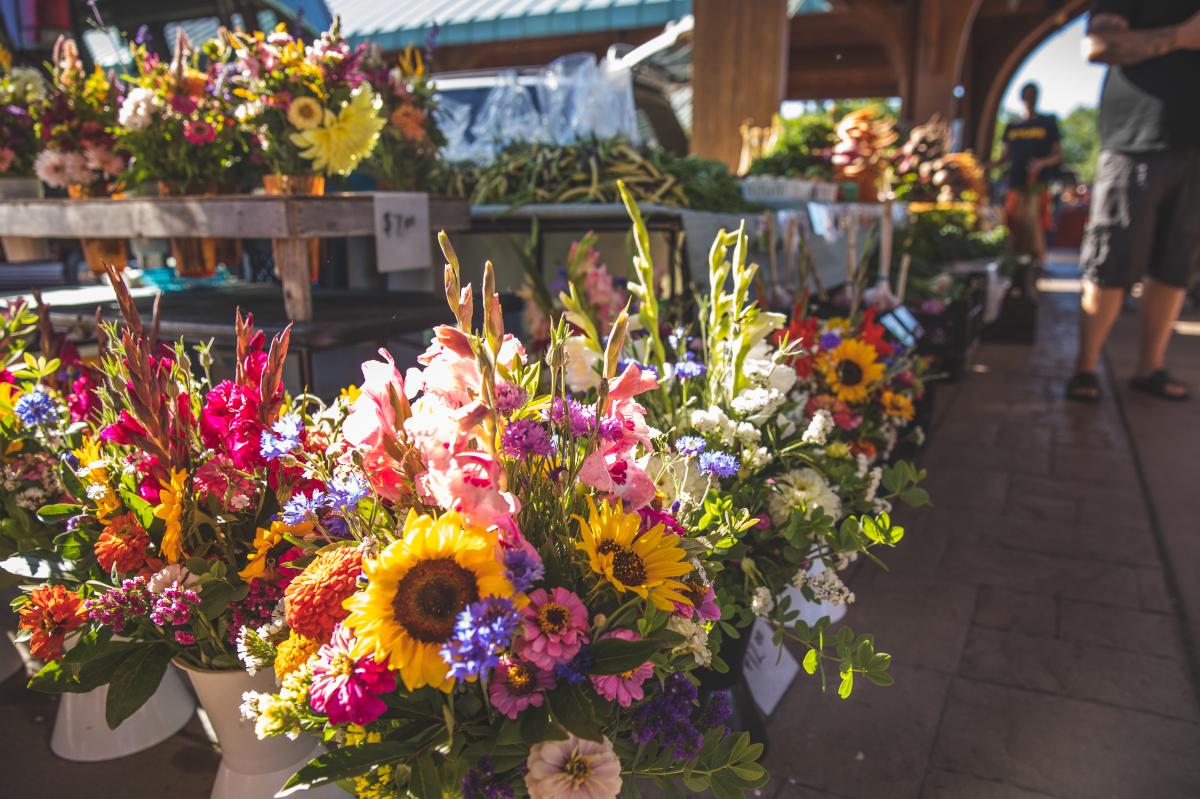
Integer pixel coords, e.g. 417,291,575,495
587,634,665,676
548,684,603,742
837,668,854,699
802,648,818,675
29,629,135,694
412,751,441,799
105,644,173,728
1,550,73,579
36,503,82,523
280,742,419,794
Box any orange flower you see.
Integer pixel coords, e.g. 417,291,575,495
274,630,321,680
284,546,364,640
389,104,427,142
94,512,151,574
849,439,878,460
18,585,86,661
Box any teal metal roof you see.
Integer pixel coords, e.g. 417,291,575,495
332,0,829,51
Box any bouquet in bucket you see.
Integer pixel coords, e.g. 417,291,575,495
116,29,248,192
33,37,126,192
6,270,347,727
545,184,928,696
0,47,48,178
228,18,385,178
237,238,767,798
361,44,445,191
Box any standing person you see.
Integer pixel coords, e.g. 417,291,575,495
1068,1,1200,402
997,83,1063,264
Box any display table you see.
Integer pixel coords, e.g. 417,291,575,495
0,194,469,321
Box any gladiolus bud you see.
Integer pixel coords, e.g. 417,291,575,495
603,306,629,379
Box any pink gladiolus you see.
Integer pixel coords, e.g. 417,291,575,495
342,350,411,502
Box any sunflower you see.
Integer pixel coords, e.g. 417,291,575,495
289,85,385,176
880,389,915,421
153,468,188,564
822,338,884,404
344,509,513,692
286,95,323,131
574,499,692,612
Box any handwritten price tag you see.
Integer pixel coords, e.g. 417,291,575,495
741,618,799,716
374,192,431,273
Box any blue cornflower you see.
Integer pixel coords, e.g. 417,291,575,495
502,548,545,594
279,491,325,525
617,358,658,379
674,435,707,456
819,332,842,350
325,473,369,515
698,450,740,479
500,419,552,459
554,647,593,685
440,597,519,681
15,389,58,427
260,413,302,460
674,359,706,380
668,326,690,351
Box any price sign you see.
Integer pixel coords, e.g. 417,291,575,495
741,618,800,716
374,192,431,273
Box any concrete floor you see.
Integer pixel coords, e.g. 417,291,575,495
2,255,1198,798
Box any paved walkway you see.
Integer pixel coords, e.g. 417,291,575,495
764,257,1200,798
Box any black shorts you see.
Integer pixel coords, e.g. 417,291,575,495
1081,149,1200,289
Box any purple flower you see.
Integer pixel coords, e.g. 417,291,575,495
674,360,706,380
698,450,740,478
440,597,520,681
461,759,515,799
260,413,302,460
502,547,544,593
15,390,58,427
501,419,552,459
325,474,368,515
631,673,730,758
618,359,658,379
495,382,528,415
85,577,152,633
553,647,593,685
279,490,325,526
228,579,282,643
674,435,707,456
150,584,200,627
819,332,842,350
546,398,596,437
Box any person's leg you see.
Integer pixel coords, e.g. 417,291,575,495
1136,277,1186,378
1076,281,1125,374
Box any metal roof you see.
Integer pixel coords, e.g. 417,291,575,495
332,0,830,51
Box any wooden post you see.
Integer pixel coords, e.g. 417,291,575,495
907,0,984,124
691,0,789,170
275,237,313,322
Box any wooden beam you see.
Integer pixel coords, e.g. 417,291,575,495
691,0,789,169
907,0,984,123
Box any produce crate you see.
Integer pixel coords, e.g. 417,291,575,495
913,272,988,381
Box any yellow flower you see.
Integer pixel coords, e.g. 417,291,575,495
274,630,321,680
0,382,21,421
153,468,188,564
73,437,120,520
822,338,884,404
239,519,315,581
286,95,323,131
343,509,513,692
574,498,692,612
289,85,385,176
881,390,915,422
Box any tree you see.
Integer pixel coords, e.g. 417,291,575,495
1058,106,1099,183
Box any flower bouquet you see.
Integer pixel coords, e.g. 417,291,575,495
361,44,445,191
237,239,766,798
0,48,48,180
545,184,928,697
229,18,384,184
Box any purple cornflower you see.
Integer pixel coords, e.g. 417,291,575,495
325,474,368,515
554,647,593,685
495,382,528,415
819,332,842,350
260,413,302,460
15,390,58,427
440,597,520,681
698,450,740,479
85,577,152,633
150,584,200,627
502,548,544,593
501,419,552,459
280,490,325,526
674,435,707,456
461,759,515,799
674,359,706,380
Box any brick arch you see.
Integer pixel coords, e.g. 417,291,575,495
970,0,1091,158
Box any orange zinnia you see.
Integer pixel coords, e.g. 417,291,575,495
18,585,86,661
94,512,151,574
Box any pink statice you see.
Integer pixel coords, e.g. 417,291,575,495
516,587,589,671
590,629,654,707
341,349,412,502
309,624,396,725
489,656,554,719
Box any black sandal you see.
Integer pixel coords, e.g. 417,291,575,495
1130,369,1190,401
1066,372,1101,404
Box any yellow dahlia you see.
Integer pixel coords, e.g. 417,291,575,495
286,95,323,131
343,509,513,692
153,468,188,563
822,338,884,404
289,85,384,176
274,630,321,680
574,499,692,612
881,389,915,422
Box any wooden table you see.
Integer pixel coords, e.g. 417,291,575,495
0,194,469,321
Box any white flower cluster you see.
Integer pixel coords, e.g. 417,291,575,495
805,568,856,606
729,341,797,425
751,585,775,617
767,467,842,525
563,335,601,392
667,615,712,667
15,486,45,511
118,87,161,131
802,408,834,445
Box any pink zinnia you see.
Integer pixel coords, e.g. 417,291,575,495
309,624,396,725
183,119,216,145
516,587,589,670
590,629,653,707
489,657,554,719
675,582,720,623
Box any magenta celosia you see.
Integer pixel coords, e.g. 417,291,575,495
309,624,396,725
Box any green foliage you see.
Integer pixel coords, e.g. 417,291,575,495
1059,106,1099,183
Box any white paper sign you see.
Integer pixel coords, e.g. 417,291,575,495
741,618,799,716
374,192,431,273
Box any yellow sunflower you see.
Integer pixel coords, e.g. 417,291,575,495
880,389,915,422
286,96,323,131
153,468,188,564
343,509,513,692
574,498,693,612
822,338,884,404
